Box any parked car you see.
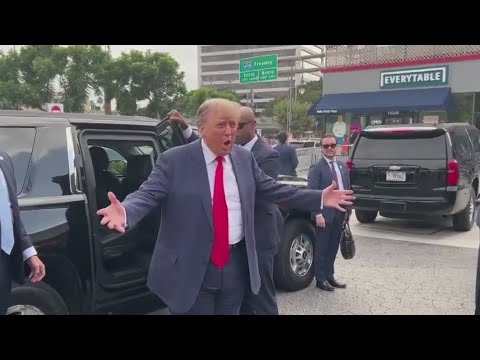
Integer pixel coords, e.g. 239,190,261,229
1,110,315,315
348,123,480,231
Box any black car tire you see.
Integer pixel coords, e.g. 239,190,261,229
355,210,378,223
453,189,476,232
273,218,315,291
7,281,69,315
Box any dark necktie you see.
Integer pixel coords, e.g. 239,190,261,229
330,161,339,190
211,156,229,268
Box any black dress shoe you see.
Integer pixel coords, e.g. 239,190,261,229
327,278,346,288
316,280,334,291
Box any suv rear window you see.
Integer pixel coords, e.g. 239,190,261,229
354,130,447,160
0,127,36,193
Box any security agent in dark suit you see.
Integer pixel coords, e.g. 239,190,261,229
0,151,46,314
235,106,283,315
307,134,351,291
274,131,299,176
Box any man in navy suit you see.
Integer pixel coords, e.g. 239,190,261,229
274,131,299,176
97,99,354,315
308,133,351,291
169,107,283,314
0,152,46,314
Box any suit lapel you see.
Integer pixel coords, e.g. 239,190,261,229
320,157,334,184
0,156,15,204
229,147,247,229
189,141,213,229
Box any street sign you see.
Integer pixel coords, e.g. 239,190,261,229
239,54,278,84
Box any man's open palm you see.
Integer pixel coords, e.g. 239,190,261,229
96,192,126,233
323,181,355,212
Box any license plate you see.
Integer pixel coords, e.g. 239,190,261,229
386,171,406,182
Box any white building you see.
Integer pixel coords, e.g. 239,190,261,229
197,45,325,112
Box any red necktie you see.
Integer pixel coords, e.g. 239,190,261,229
211,156,229,268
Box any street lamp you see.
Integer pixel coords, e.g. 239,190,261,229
297,77,306,95
287,59,306,134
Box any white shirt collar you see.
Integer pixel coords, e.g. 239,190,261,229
242,135,259,152
201,139,230,165
324,155,337,163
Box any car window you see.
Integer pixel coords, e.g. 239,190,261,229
0,127,36,194
354,132,447,160
467,128,480,153
452,128,473,160
155,121,186,153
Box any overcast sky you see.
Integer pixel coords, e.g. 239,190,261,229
0,45,199,90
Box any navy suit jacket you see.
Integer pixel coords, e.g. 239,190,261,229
273,143,299,176
250,139,284,254
0,152,33,284
307,157,351,223
121,140,324,313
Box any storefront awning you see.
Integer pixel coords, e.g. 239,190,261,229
308,87,452,115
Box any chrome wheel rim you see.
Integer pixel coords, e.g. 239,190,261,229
289,233,313,277
6,305,45,315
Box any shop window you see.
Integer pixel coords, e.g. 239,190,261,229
448,92,475,123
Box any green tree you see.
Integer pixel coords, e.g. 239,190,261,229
92,53,119,115
297,78,323,105
177,86,239,117
17,45,68,109
133,50,187,119
272,99,315,136
109,50,186,118
0,50,29,110
59,45,110,112
264,78,323,117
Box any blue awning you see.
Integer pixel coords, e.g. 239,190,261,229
308,87,452,115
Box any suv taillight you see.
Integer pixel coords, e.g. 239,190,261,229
447,159,459,186
346,158,352,171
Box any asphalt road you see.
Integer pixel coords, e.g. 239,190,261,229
276,235,478,315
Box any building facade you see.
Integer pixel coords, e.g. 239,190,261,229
309,45,480,138
198,45,325,112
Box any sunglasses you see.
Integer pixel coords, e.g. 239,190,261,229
237,122,249,129
322,144,337,149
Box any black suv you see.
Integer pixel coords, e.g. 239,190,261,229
348,123,480,232
1,110,315,315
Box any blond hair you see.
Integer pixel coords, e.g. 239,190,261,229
196,98,241,125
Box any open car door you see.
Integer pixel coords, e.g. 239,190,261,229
155,119,188,151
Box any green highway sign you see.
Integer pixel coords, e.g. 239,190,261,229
239,54,278,84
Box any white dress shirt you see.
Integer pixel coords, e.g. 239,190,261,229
0,167,37,261
324,156,345,191
317,156,344,220
201,140,244,245
123,135,244,245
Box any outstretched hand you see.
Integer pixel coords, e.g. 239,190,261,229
96,192,126,233
322,181,355,212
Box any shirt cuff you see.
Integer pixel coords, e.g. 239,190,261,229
182,126,192,140
23,246,37,262
123,206,128,228
320,192,324,211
